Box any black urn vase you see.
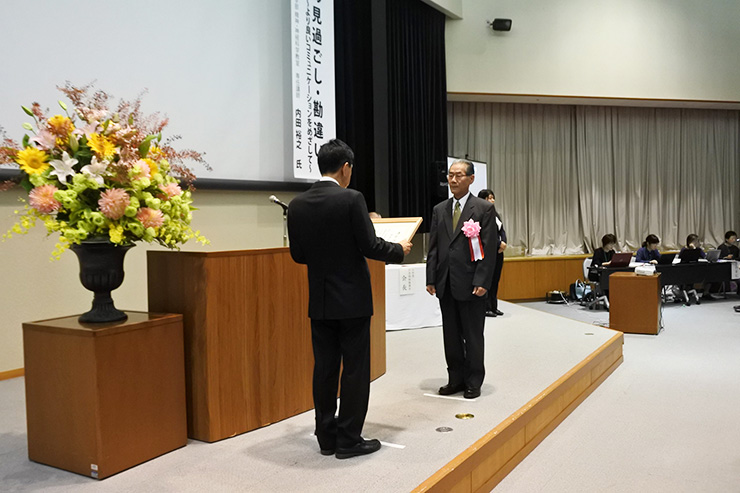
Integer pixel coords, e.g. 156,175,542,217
70,239,134,323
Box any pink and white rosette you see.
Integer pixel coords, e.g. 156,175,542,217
461,219,484,261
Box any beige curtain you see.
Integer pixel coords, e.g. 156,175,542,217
448,102,740,254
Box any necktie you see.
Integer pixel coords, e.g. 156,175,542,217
452,200,461,229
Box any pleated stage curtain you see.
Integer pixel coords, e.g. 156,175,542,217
386,0,448,231
334,0,376,211
448,102,740,255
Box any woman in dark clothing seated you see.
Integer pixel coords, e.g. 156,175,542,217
679,233,706,261
677,234,707,300
636,234,661,264
589,234,617,282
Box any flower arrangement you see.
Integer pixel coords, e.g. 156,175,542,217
1,82,209,258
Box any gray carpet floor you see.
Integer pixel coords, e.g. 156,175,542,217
0,301,615,492
496,296,740,492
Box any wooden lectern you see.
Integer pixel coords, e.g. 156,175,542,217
147,248,387,442
609,272,661,335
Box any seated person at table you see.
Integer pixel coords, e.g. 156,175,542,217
718,230,739,260
677,234,707,298
679,234,706,261
588,234,617,282
636,234,661,264
718,230,739,295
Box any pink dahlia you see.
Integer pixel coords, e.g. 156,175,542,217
137,207,165,229
28,185,61,214
98,188,130,220
159,182,182,199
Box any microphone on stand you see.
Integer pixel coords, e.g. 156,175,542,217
268,195,289,212
268,195,290,247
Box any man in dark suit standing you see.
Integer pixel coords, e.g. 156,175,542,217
288,139,412,459
426,160,496,399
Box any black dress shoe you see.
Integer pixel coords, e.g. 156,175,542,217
494,309,504,316
438,383,465,395
335,438,381,459
464,388,481,399
485,310,497,317
320,448,335,456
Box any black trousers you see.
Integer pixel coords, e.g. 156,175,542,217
486,250,504,312
439,286,487,389
310,316,371,450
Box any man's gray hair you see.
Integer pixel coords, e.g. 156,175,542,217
451,159,474,176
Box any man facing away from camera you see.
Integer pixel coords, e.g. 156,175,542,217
288,139,412,459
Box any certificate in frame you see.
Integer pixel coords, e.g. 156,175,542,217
371,217,423,243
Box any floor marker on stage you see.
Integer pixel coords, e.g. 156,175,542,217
423,393,477,402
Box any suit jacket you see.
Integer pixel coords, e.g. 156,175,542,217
288,181,404,320
426,195,497,301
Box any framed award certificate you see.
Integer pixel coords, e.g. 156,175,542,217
371,217,423,243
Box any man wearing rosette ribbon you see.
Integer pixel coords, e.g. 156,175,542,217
426,160,497,399
288,139,412,459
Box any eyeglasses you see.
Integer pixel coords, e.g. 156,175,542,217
447,172,470,179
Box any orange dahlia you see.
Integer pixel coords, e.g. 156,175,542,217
28,184,61,213
136,207,164,229
98,188,130,220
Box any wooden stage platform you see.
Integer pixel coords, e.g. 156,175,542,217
0,301,623,492
183,301,623,492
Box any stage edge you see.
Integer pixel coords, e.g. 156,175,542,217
414,331,624,493
0,368,24,381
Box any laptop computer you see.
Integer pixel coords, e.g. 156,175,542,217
608,252,633,268
657,253,676,265
679,249,702,263
706,249,720,263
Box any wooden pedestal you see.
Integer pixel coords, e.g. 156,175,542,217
609,272,661,335
22,312,187,479
147,248,387,443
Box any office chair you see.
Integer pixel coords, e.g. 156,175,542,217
582,258,609,310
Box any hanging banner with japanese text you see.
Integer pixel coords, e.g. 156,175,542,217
291,0,336,180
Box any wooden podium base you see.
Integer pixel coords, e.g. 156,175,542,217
22,312,187,479
609,272,661,335
147,248,388,443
